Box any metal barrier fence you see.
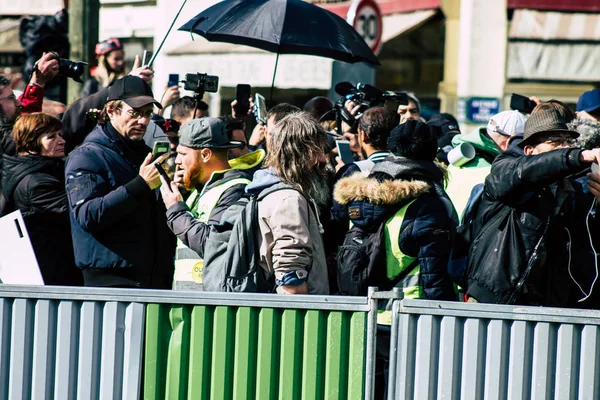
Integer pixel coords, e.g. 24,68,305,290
0,286,377,400
389,299,600,400
143,293,375,400
0,286,146,400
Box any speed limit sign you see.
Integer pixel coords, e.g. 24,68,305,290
346,0,383,55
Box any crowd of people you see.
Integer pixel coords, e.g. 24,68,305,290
1,40,600,314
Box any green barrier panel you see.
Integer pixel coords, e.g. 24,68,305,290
143,304,367,400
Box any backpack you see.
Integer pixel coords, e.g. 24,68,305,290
447,183,485,288
336,201,418,296
201,184,298,293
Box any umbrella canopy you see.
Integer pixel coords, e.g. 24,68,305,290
178,0,380,66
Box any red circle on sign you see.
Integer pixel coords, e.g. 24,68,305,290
347,0,383,55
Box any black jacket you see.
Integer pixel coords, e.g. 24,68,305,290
64,123,175,288
467,147,595,306
1,155,82,285
333,156,458,300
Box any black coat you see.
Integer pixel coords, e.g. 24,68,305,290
64,123,175,288
1,154,82,285
333,156,458,300
467,147,595,306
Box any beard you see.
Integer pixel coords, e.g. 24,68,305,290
303,163,334,210
0,106,21,126
183,163,203,191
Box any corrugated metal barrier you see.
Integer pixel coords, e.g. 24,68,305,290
389,299,600,400
143,293,374,400
0,286,376,400
0,286,146,400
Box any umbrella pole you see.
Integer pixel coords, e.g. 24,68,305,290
269,52,280,106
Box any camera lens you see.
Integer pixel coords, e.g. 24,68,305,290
58,58,87,83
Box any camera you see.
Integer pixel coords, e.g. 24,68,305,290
333,82,409,128
57,59,87,83
183,73,219,93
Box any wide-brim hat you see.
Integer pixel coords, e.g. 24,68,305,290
518,108,578,148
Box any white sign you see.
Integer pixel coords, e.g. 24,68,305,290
0,210,44,285
346,0,383,55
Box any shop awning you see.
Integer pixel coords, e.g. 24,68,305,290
0,19,23,53
507,9,600,81
382,9,437,42
509,9,600,41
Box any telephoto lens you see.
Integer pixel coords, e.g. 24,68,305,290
58,59,87,83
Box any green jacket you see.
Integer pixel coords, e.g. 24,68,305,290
446,128,500,218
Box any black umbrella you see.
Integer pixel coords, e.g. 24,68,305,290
179,0,380,99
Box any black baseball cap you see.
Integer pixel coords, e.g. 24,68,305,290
107,76,162,109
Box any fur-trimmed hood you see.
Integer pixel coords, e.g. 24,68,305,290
570,118,600,150
334,171,430,206
333,171,435,229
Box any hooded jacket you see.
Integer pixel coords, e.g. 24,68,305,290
334,156,457,300
166,149,265,257
446,128,501,218
64,123,175,288
1,154,82,285
245,168,330,295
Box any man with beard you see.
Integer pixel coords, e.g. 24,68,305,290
65,76,175,288
159,117,264,289
244,112,330,294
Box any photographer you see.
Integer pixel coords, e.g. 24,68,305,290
0,52,60,191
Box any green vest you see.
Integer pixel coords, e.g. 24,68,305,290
173,178,250,285
378,199,420,325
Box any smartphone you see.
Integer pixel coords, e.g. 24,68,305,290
152,141,170,160
142,50,153,67
235,84,251,116
510,93,536,114
168,73,179,88
336,140,354,164
253,93,267,124
155,163,172,190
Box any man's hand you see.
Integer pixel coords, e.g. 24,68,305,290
249,123,266,147
159,176,183,208
139,153,161,189
277,282,309,295
31,52,59,87
129,55,154,83
173,165,185,189
580,149,600,165
341,132,361,155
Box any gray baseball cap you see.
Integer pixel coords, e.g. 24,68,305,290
179,117,244,149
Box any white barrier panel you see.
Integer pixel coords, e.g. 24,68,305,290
389,300,600,400
0,295,145,400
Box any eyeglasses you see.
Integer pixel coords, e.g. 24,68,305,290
117,107,153,120
541,136,576,147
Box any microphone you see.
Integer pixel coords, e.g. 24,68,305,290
334,82,355,96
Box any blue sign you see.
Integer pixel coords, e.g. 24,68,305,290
465,97,500,123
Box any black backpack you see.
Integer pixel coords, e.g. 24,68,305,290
336,201,417,296
201,184,298,293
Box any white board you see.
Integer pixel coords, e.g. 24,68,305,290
0,210,44,285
